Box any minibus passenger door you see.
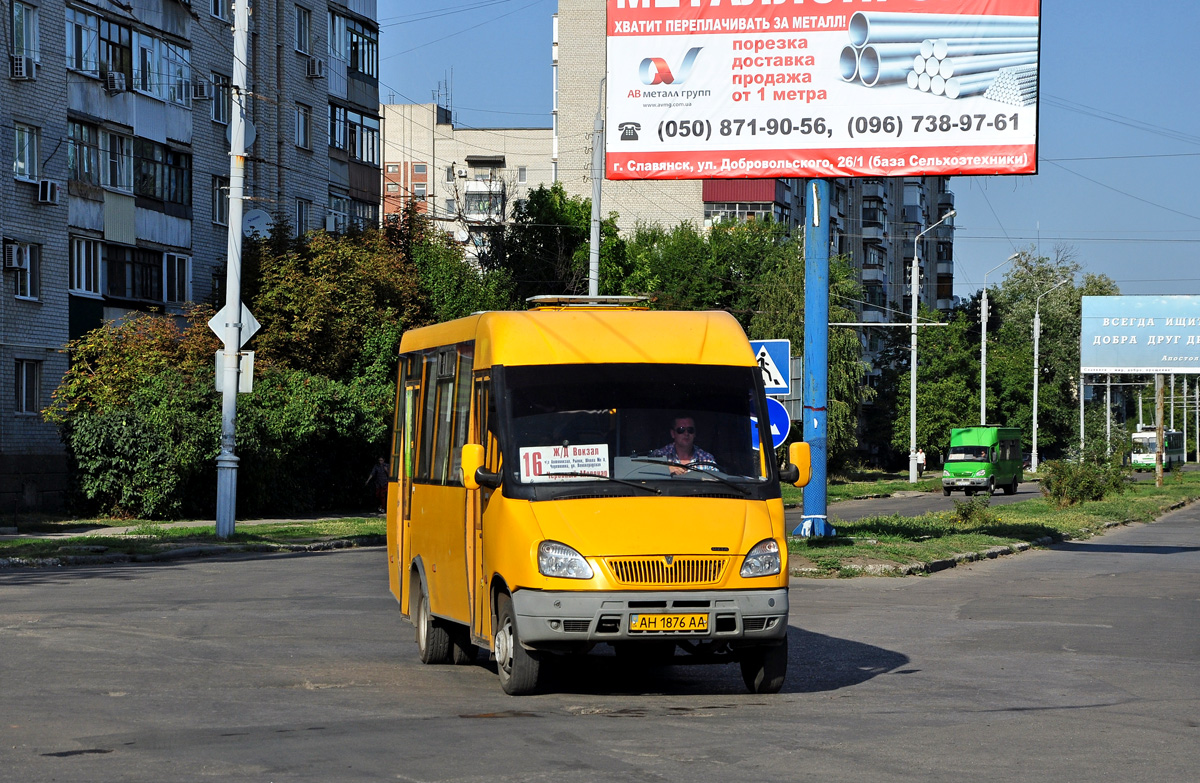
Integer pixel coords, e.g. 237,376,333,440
469,373,494,641
399,379,420,616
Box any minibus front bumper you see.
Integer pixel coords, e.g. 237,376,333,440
942,476,989,489
510,588,789,645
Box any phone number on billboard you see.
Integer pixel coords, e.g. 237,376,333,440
847,113,1022,139
658,117,830,142
657,113,1023,142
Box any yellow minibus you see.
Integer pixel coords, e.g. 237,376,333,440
385,297,810,695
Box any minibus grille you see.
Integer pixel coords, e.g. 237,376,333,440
605,556,728,585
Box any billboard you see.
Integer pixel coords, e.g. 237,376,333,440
605,0,1041,180
1080,296,1200,374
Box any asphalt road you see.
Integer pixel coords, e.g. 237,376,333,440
2,507,1198,782
795,482,1038,526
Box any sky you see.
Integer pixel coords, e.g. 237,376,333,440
377,1,1200,299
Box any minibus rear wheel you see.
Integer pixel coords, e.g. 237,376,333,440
740,638,787,694
413,574,452,664
495,593,542,695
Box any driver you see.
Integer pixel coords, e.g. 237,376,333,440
650,415,717,475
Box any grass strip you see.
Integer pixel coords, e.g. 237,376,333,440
0,518,385,562
787,472,1200,577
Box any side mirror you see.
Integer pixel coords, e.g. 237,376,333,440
461,444,485,490
786,441,812,487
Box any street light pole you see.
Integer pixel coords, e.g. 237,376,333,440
980,252,1019,425
1031,278,1069,473
910,209,955,483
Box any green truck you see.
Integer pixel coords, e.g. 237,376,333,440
941,426,1023,496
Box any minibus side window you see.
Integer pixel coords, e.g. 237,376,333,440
416,350,437,481
432,349,458,484
390,356,408,479
448,346,474,484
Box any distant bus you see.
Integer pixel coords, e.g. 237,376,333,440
1130,430,1185,470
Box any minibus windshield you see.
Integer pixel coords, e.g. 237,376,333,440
501,363,772,500
947,446,991,462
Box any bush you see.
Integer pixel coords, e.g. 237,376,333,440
950,494,1000,527
1039,458,1129,507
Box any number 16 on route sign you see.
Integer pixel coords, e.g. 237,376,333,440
750,340,790,396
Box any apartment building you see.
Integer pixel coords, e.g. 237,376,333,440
0,0,381,511
380,102,552,260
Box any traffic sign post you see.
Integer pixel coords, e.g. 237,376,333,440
750,339,791,396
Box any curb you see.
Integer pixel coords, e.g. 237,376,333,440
0,534,386,570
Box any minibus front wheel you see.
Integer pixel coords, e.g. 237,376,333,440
740,638,787,694
495,593,543,696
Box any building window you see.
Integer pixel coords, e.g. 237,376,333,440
445,165,454,182
444,198,456,216
295,199,311,235
133,32,159,94
164,253,191,303
106,246,162,301
12,2,39,61
328,104,346,149
163,42,191,105
329,13,378,78
345,110,379,165
211,73,231,124
13,124,39,180
328,193,349,232
102,131,133,191
70,237,103,295
385,163,399,173
385,183,399,193
352,199,378,229
100,18,132,84
15,360,41,415
66,6,99,73
518,166,528,184
413,163,426,175
133,140,191,205
212,176,229,225
9,242,40,299
414,184,426,200
295,103,312,149
296,6,312,54
211,0,231,21
68,121,100,185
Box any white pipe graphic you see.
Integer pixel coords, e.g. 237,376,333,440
849,12,1040,48
940,52,1037,79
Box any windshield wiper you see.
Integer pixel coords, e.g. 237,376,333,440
541,472,661,494
629,458,751,496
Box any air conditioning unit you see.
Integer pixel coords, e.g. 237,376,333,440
325,215,342,232
191,80,213,100
456,167,468,178
37,180,60,205
306,57,325,79
9,55,35,80
4,244,29,270
105,71,126,92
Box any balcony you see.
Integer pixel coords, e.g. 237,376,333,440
861,225,887,244
862,265,885,283
937,190,955,210
861,180,887,201
937,261,954,276
936,298,957,311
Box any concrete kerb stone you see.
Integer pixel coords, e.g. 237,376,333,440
0,534,386,570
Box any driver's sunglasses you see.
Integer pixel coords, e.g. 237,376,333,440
673,426,696,434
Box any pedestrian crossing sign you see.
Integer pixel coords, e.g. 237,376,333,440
749,340,790,395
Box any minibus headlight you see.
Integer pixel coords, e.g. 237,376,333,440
740,539,781,578
974,469,986,477
942,469,950,477
538,541,594,579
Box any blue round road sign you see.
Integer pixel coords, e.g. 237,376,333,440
750,397,793,449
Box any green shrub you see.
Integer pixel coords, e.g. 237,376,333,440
950,493,999,527
1039,458,1129,508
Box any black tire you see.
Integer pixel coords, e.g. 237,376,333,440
986,478,995,496
451,628,478,666
965,489,974,496
740,637,788,694
413,574,452,665
494,593,542,695
942,487,951,496
1005,477,1018,495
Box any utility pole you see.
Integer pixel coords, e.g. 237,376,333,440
588,78,605,297
215,0,251,538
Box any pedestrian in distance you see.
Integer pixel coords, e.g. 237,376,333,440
916,448,926,478
366,456,389,514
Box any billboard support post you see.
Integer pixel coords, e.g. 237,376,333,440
981,253,1018,425
1031,279,1068,473
910,210,955,483
797,179,832,538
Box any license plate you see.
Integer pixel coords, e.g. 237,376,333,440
629,613,709,633
955,479,970,485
